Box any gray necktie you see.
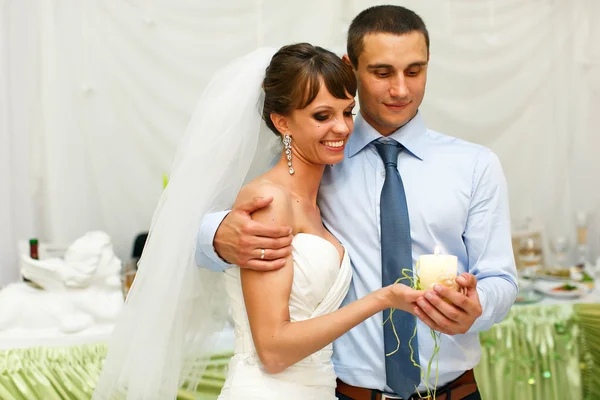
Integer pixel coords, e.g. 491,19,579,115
374,139,421,398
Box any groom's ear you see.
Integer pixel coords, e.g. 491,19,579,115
270,113,289,135
341,54,354,70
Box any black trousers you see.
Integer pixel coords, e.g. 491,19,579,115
336,387,482,400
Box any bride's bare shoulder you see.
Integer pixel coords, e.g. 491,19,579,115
235,179,293,211
234,180,294,226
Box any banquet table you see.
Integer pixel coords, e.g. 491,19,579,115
475,286,600,400
1,291,598,400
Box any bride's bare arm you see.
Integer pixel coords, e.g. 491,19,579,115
239,184,424,374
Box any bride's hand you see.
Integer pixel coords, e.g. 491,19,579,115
384,284,426,314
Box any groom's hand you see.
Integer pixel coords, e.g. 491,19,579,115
413,273,482,335
214,196,293,270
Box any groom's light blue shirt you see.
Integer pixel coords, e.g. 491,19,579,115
196,112,518,392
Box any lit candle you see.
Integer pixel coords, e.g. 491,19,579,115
418,246,458,290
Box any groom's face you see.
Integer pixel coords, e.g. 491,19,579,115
353,32,429,136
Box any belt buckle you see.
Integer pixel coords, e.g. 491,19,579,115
381,394,403,400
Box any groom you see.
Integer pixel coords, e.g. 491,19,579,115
196,5,517,400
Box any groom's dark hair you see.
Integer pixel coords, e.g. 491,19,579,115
262,43,356,136
347,5,429,68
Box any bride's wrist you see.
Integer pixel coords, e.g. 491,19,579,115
374,286,393,310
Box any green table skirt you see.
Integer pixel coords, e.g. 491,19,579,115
1,303,598,399
0,345,230,400
476,303,599,400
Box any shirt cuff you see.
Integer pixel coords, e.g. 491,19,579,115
468,286,490,333
195,210,232,272
468,277,517,333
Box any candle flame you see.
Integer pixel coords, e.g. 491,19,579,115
434,246,440,256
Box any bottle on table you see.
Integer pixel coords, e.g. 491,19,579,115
24,238,39,286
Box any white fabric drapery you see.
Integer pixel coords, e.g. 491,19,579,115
1,0,599,285
0,0,39,286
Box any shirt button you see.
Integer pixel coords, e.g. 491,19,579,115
381,171,386,178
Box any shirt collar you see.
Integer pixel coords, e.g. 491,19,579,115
347,111,427,160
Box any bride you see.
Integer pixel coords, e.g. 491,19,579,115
93,43,424,400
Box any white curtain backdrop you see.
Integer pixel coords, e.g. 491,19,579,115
0,0,39,287
1,0,599,285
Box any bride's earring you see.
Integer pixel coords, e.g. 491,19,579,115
283,134,294,175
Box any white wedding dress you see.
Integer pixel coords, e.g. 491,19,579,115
218,233,353,399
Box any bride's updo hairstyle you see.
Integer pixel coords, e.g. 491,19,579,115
262,43,357,136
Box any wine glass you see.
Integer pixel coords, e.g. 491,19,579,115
550,236,571,270
516,236,543,302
